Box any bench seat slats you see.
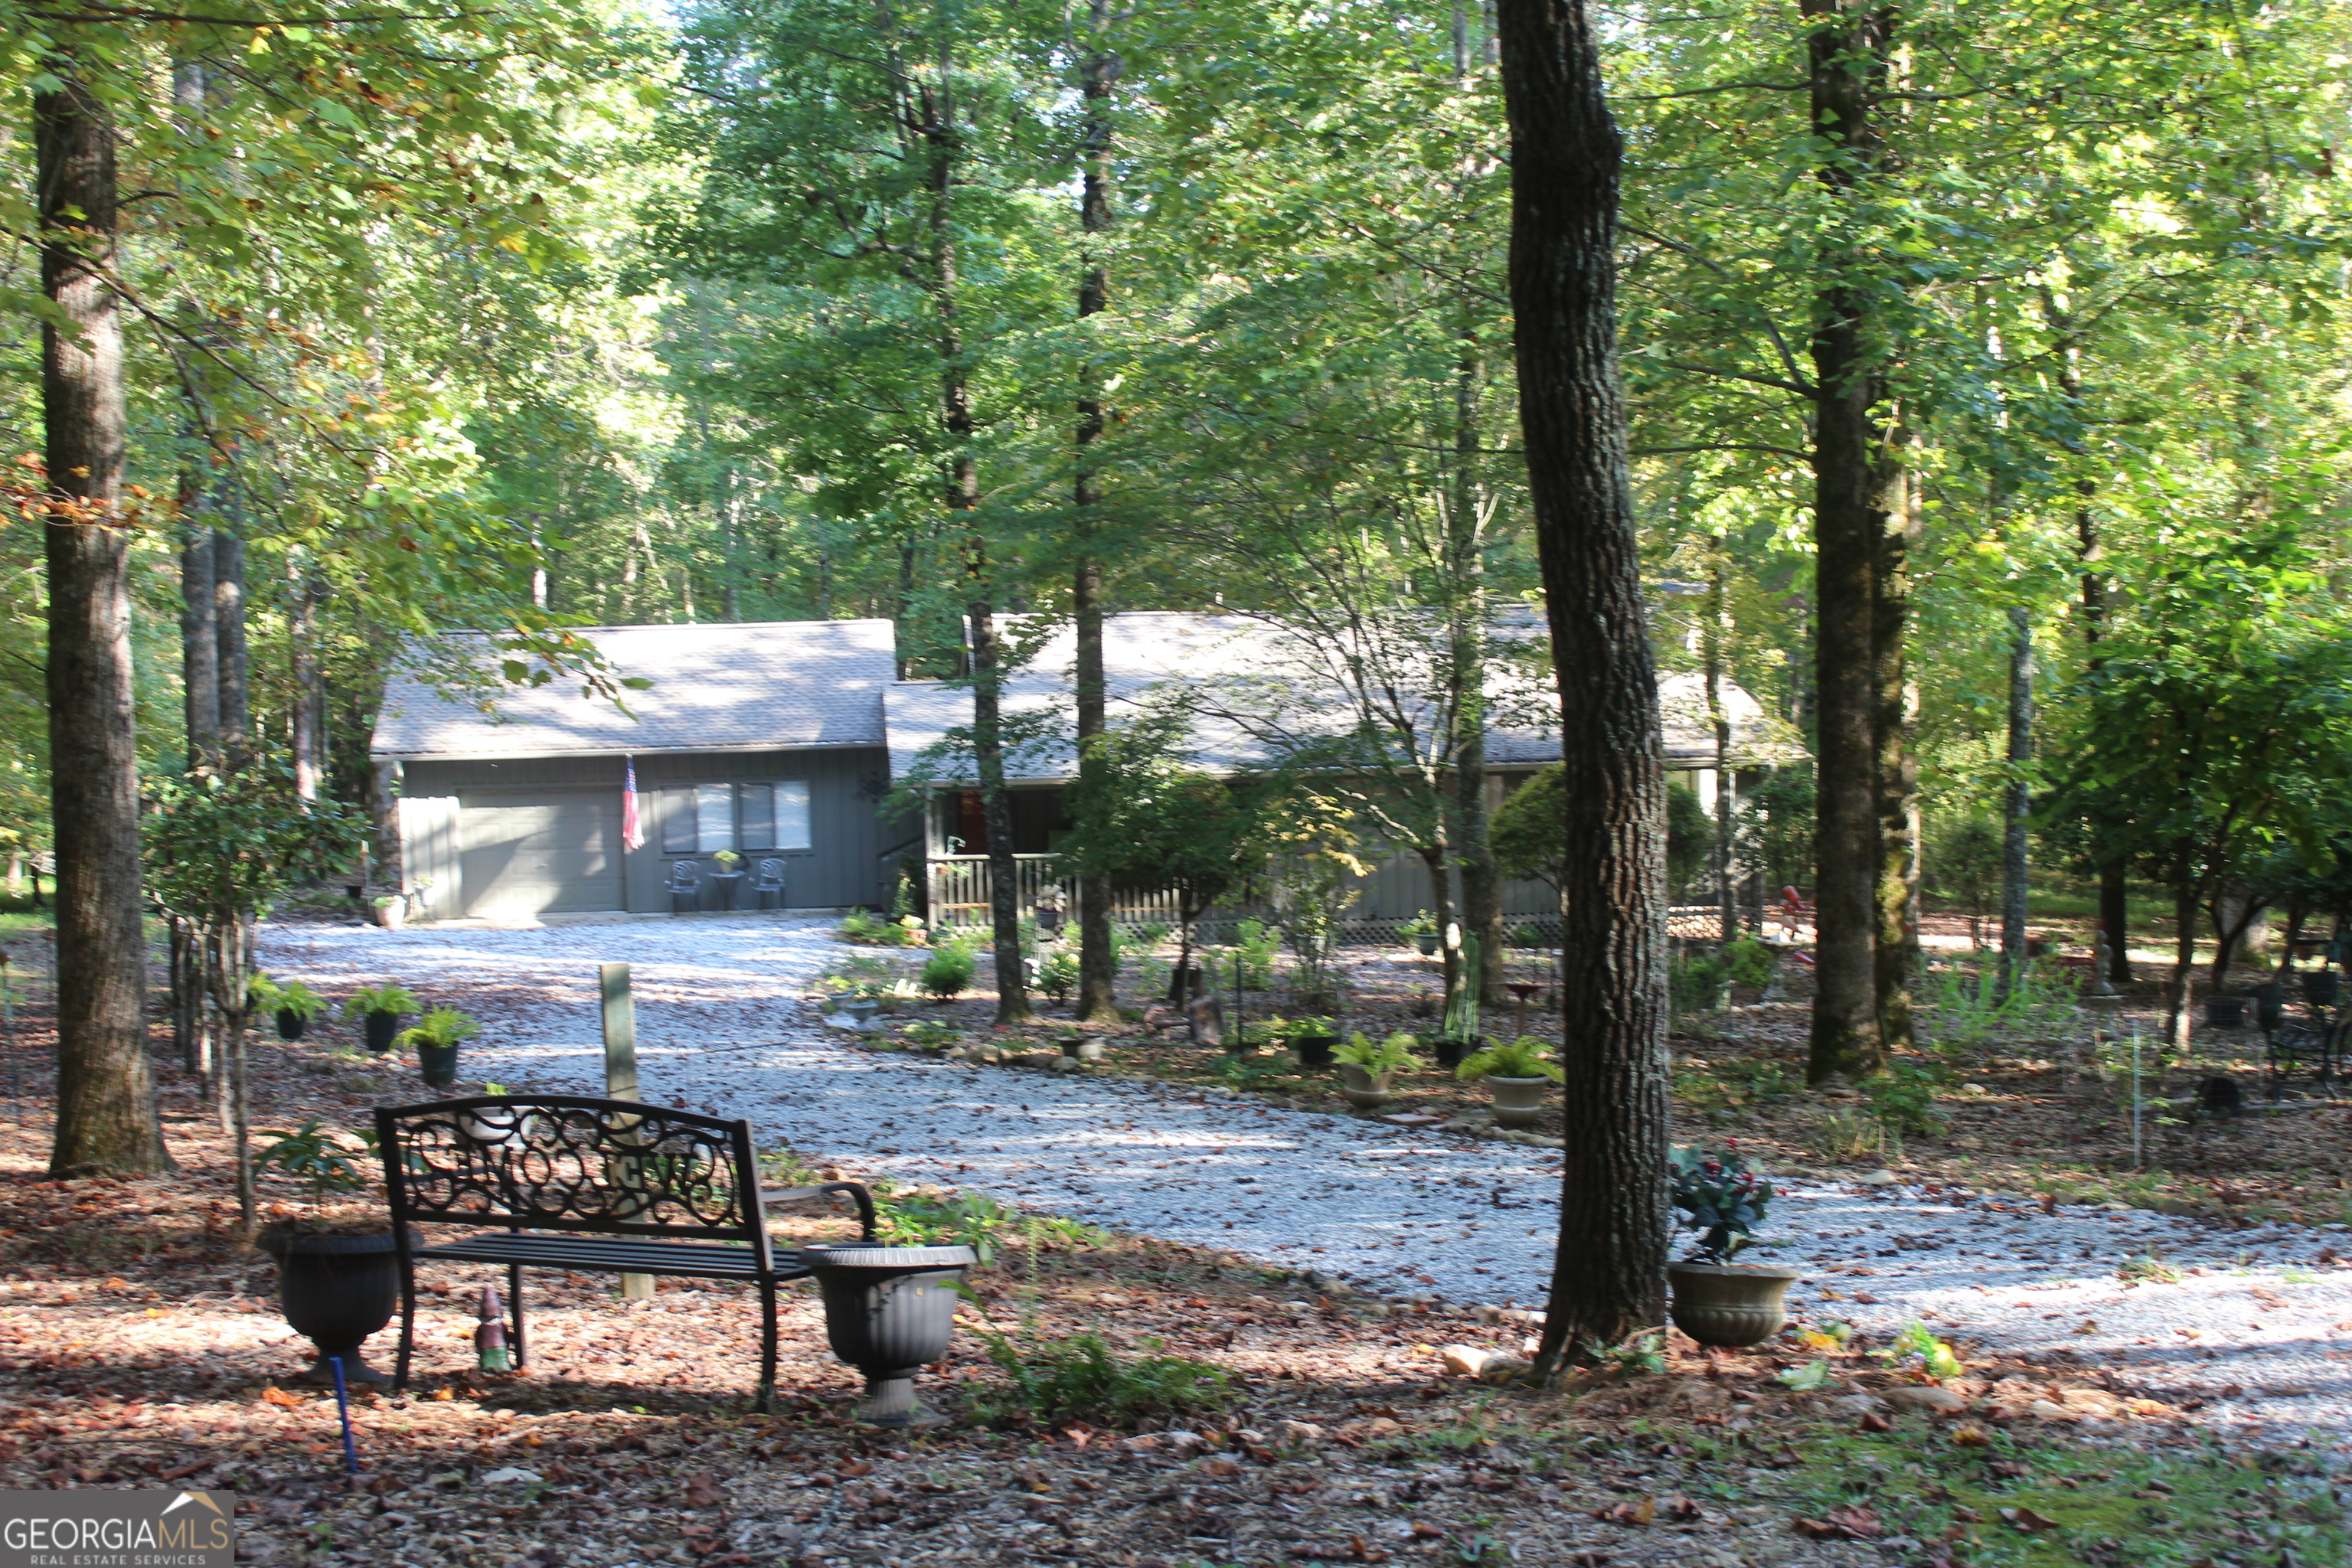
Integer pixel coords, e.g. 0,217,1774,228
416,1232,817,1282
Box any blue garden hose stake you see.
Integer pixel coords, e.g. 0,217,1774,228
328,1356,361,1475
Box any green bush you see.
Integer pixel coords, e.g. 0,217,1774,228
1862,1058,1949,1136
874,1187,1013,1262
1669,951,1731,1020
1722,938,1779,991
1034,946,1080,1004
1233,918,1279,989
920,946,976,999
840,909,926,948
974,1327,1234,1428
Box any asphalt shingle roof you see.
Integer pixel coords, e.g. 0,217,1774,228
885,609,1800,783
371,619,897,760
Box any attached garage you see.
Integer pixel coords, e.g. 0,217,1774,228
375,620,906,920
456,789,624,916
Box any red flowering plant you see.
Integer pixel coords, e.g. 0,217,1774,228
1670,1144,1775,1264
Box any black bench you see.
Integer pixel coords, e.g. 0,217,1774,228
375,1093,875,1411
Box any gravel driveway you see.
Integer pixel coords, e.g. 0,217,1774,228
263,913,2352,1446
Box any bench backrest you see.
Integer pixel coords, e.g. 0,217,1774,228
375,1095,769,1257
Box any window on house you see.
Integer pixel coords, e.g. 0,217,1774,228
658,782,812,854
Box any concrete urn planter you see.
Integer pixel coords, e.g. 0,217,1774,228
1485,1076,1550,1129
1665,1261,1800,1348
1338,1063,1393,1111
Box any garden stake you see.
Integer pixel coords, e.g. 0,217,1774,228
2130,1025,2144,1171
328,1356,361,1475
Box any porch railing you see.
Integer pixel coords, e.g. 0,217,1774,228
925,854,1185,930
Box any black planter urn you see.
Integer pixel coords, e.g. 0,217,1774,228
2305,969,2341,1008
1427,1036,1480,1073
364,1011,402,1054
275,1009,309,1042
416,1042,459,1089
800,1243,978,1427
256,1228,401,1384
2204,994,2249,1029
1292,1034,1340,1070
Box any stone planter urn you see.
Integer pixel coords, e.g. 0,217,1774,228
1338,1063,1393,1111
1486,1076,1550,1129
1665,1261,1800,1348
257,1227,403,1383
800,1243,978,1427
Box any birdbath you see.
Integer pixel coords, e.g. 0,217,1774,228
1506,982,1542,1037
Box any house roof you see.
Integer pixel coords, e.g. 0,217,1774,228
885,609,1802,784
371,619,897,761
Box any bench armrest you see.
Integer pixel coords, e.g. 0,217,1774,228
760,1179,877,1242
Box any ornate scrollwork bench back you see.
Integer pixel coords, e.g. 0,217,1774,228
377,1093,759,1240
371,1093,872,1411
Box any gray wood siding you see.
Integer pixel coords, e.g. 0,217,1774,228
399,748,891,914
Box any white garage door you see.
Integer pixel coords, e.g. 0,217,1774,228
457,789,623,916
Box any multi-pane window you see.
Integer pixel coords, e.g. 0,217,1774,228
658,782,812,854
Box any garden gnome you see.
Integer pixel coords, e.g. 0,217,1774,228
2086,932,2121,1001
476,1284,511,1372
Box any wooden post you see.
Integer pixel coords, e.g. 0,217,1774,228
602,962,652,1299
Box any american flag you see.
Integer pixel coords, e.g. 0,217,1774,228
622,756,645,850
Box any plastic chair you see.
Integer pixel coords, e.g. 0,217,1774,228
666,859,701,914
753,858,787,910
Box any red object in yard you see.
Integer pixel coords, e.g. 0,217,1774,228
1790,951,1816,968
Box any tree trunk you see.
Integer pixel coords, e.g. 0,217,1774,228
1447,332,1507,1009
38,56,169,1179
1071,1,1119,1025
181,513,219,768
1495,0,1671,1365
214,528,250,769
1417,839,1462,1018
1803,0,1898,1087
1704,547,1736,946
1998,603,2033,1001
2165,873,2198,1051
1873,447,1917,1049
289,548,323,801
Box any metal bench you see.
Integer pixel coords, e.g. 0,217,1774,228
374,1093,875,1411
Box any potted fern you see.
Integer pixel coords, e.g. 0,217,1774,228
1332,1031,1419,1110
1288,1014,1339,1069
1666,1145,1798,1348
1399,910,1440,957
395,1006,479,1089
343,982,420,1054
251,975,327,1042
1455,1036,1562,1128
253,1118,399,1383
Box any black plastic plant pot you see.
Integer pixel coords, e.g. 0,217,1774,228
416,1042,459,1089
1428,1036,1479,1073
2305,970,2341,1008
275,1009,309,1042
2205,995,2248,1029
256,1228,401,1384
364,1011,402,1054
800,1244,978,1428
1292,1035,1340,1070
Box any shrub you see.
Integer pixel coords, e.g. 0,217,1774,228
840,909,926,948
874,1187,1013,1263
974,1327,1234,1428
1722,938,1779,991
1034,946,1080,1005
1233,918,1279,990
920,946,977,999
1862,1058,1948,1136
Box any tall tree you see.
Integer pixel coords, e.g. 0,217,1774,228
1070,0,1120,1024
34,44,169,1178
1496,0,1671,1365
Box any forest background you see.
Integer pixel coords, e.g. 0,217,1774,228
6,0,2352,1049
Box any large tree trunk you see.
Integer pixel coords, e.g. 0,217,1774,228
2165,871,2198,1050
1998,604,2034,1000
1803,0,1898,1087
181,514,219,766
1417,838,1462,1019
966,589,1032,1025
38,56,169,1179
1071,1,1119,1025
1704,547,1737,945
1495,0,1671,1365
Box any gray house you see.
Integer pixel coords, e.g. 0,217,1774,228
372,620,906,920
